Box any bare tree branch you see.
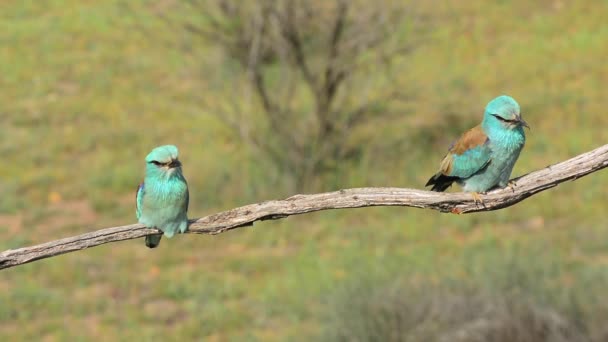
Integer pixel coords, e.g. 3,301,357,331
277,1,317,89
146,0,420,191
1,144,606,271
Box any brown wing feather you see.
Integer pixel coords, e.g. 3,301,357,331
449,125,488,155
438,125,488,175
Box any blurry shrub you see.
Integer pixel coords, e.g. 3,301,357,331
323,281,595,342
155,0,426,192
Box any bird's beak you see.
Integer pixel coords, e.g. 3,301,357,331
518,116,530,129
168,160,182,168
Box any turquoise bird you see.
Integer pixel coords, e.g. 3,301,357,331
425,95,529,199
136,145,189,248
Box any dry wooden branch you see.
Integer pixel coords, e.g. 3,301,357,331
1,144,607,270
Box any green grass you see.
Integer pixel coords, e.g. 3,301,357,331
1,0,608,340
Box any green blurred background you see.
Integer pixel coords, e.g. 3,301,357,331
1,0,607,341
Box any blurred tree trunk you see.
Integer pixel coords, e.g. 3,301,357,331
155,0,422,192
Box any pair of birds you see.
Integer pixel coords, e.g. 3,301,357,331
137,95,528,248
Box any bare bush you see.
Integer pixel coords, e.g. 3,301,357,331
157,0,423,191
325,283,592,342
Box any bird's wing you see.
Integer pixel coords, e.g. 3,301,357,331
184,186,189,213
136,182,144,220
439,125,492,178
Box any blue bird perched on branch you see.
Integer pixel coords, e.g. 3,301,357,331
426,95,529,202
136,145,189,248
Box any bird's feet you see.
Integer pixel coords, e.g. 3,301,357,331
471,192,484,206
507,180,517,193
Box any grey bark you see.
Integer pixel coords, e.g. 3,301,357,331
1,144,606,270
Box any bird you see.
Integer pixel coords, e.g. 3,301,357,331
136,145,189,248
425,95,529,200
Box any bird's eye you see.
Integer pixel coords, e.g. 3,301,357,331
149,160,162,166
491,114,506,122
491,114,515,123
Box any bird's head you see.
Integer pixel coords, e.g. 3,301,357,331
483,95,529,131
144,145,183,178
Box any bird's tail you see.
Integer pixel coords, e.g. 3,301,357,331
425,172,457,192
145,234,163,248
